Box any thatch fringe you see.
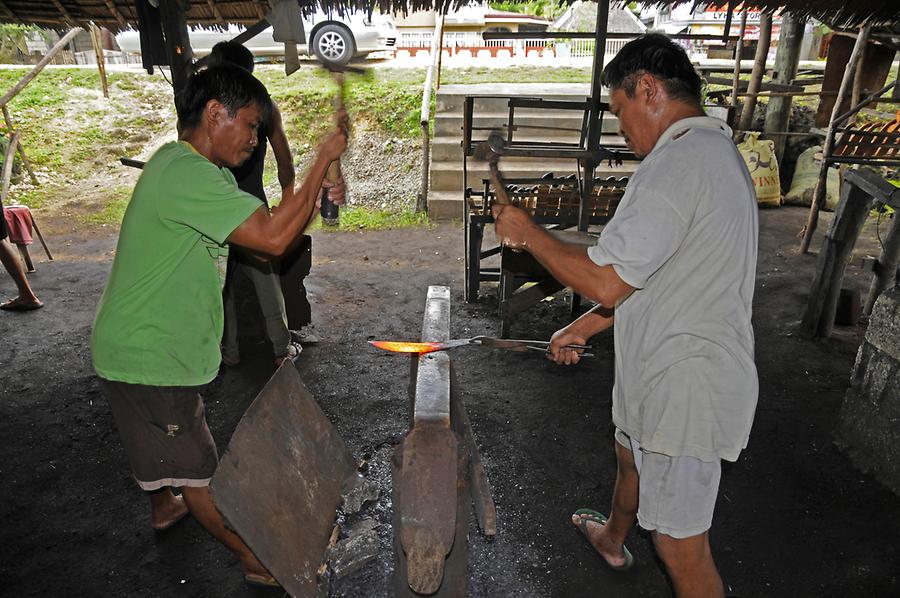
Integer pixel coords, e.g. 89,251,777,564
1,0,897,34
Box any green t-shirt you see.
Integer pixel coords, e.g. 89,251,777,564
92,141,261,386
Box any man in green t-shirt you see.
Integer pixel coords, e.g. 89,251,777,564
91,65,347,587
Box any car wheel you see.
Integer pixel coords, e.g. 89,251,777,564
312,24,354,66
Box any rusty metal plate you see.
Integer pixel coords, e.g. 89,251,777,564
210,363,356,598
396,422,459,595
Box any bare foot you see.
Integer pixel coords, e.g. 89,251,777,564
571,511,633,570
151,494,189,531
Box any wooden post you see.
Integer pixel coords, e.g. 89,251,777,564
729,11,748,119
763,12,805,162
801,180,873,337
1,131,19,202
737,12,772,133
2,107,38,185
0,28,81,109
799,23,872,254
90,23,109,99
158,0,194,100
865,215,900,316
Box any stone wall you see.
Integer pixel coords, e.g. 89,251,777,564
838,285,900,496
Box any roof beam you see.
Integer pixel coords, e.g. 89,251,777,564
205,0,226,25
103,0,128,28
0,1,21,23
50,0,76,25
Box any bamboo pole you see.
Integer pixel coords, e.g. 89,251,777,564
90,23,109,99
851,42,866,108
799,23,872,254
0,28,81,109
436,14,445,89
728,10,748,119
2,106,38,185
737,13,772,133
416,15,444,213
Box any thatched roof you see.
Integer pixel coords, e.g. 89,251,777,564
648,1,900,29
0,0,466,34
2,0,897,33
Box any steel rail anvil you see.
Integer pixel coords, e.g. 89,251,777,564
393,286,496,597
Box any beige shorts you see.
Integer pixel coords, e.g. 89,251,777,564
615,428,721,539
102,379,219,491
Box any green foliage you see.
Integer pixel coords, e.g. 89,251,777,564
489,0,567,20
0,25,42,63
3,64,596,225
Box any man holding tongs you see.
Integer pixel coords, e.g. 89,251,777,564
492,35,758,598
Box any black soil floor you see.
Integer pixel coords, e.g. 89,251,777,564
1,206,899,597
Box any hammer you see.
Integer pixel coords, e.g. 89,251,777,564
472,130,511,205
319,60,367,226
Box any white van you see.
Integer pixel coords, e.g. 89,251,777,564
116,9,398,65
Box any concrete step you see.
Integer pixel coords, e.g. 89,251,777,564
436,83,600,113
434,112,620,137
430,135,628,161
427,190,468,221
429,158,636,194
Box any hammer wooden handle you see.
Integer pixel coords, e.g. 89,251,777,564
489,162,511,206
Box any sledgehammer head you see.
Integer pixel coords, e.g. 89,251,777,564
472,130,506,162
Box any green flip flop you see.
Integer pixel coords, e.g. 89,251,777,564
573,508,635,571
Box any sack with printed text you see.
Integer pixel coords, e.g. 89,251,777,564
737,132,781,207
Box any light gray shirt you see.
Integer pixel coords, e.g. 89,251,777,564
588,116,759,462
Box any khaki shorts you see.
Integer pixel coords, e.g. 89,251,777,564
615,428,721,539
101,379,218,491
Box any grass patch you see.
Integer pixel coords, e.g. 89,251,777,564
310,207,432,231
81,186,133,225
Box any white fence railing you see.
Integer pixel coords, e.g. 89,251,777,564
397,32,637,60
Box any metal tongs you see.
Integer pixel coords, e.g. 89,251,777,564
369,335,594,358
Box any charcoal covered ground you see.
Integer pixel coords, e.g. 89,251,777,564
1,206,899,597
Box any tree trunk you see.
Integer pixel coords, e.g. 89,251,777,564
763,12,805,162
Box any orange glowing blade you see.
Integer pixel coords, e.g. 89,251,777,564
369,340,445,354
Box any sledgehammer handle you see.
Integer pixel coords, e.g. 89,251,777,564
320,72,345,224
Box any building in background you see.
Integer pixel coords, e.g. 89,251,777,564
394,1,550,54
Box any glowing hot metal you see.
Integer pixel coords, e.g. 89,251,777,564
369,341,447,354
369,336,594,357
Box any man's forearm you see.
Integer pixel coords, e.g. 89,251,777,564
265,151,330,252
277,165,295,192
570,304,615,338
524,229,617,306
